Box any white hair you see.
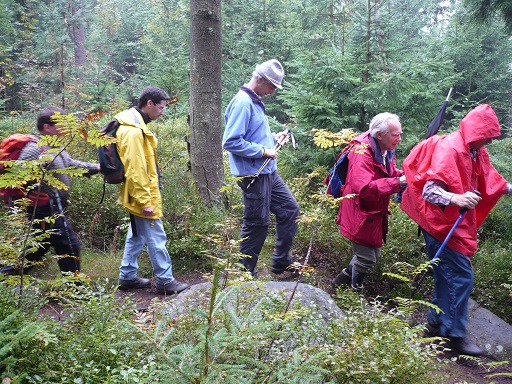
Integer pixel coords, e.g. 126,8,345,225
369,113,400,138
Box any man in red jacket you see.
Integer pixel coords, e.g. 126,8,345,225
401,104,512,356
332,113,406,289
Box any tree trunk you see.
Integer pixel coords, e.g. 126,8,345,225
364,0,371,82
71,0,87,75
189,0,224,206
373,0,388,70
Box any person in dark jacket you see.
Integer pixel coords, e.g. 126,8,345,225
1,106,100,276
331,112,406,289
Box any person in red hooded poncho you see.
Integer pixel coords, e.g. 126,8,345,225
401,104,512,356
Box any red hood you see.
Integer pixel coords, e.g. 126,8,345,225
401,104,507,256
459,104,501,145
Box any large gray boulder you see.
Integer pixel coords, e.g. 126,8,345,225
467,298,512,361
164,281,512,361
164,281,344,322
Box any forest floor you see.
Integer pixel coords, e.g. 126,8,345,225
109,268,512,384
29,250,512,384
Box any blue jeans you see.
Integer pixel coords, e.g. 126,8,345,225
423,230,473,338
237,171,300,274
119,215,174,284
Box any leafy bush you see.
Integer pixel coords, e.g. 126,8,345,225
0,275,447,383
368,203,429,299
327,292,442,383
472,240,512,323
0,113,35,138
0,283,52,382
0,281,154,383
125,273,442,383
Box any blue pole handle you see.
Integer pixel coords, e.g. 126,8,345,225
432,190,480,261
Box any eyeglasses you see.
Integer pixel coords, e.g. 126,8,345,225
151,100,167,111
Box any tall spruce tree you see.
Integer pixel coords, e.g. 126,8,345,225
189,0,224,206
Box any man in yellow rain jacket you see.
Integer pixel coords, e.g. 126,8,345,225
116,86,189,295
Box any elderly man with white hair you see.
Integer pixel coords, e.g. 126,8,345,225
222,59,300,280
331,113,407,290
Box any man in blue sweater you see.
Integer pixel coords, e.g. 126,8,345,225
222,59,300,279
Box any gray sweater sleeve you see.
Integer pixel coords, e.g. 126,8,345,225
19,140,99,205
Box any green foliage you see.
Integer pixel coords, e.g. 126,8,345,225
0,283,50,382
3,0,510,130
118,278,441,383
374,204,427,278
465,0,512,37
0,113,35,138
40,282,152,383
443,5,512,119
0,281,154,383
472,240,512,323
327,293,441,383
0,277,447,383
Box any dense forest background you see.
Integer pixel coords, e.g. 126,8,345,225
1,2,512,381
1,0,512,137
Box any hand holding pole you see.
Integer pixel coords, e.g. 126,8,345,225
246,129,296,190
411,190,480,297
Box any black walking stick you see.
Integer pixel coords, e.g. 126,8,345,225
411,191,480,297
246,128,296,190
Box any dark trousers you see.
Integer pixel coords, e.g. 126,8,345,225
25,206,81,274
237,171,299,274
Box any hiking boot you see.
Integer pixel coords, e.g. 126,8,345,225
272,266,300,281
118,277,151,291
156,279,190,294
424,322,441,337
0,266,17,275
351,269,366,289
331,268,352,288
447,337,484,356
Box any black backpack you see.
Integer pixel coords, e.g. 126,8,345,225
98,119,124,184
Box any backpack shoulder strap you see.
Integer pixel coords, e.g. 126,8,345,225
100,119,120,135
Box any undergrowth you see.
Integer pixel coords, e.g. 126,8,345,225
1,114,511,382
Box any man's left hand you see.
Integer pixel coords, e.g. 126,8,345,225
275,131,290,146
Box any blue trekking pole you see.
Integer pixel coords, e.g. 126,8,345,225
411,191,480,297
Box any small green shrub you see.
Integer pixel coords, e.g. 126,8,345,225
327,292,442,383
472,240,512,323
6,281,154,383
367,203,428,298
0,283,51,382
129,278,443,383
0,113,35,138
